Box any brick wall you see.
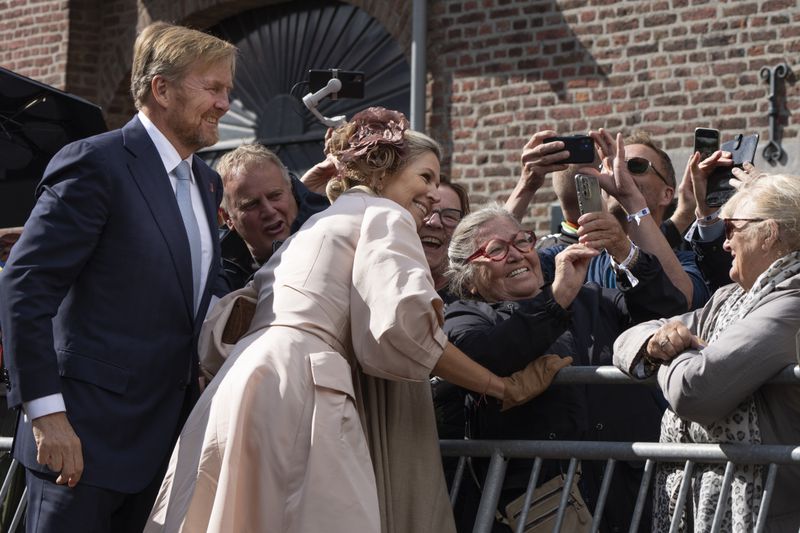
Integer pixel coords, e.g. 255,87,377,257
427,0,800,231
0,0,70,87
3,0,800,232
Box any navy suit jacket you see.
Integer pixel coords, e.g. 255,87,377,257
0,116,226,492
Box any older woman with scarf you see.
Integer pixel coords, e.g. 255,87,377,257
613,172,800,532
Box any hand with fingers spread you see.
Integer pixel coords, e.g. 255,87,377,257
645,320,704,363
551,243,600,308
32,412,84,487
589,127,616,172
731,161,766,190
587,133,648,214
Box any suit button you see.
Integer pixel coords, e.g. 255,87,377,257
548,432,557,440
595,423,604,431
178,379,188,390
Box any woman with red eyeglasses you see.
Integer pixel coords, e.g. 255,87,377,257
614,172,800,532
443,205,687,533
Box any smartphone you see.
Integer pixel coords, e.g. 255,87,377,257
543,135,595,164
694,128,720,160
706,133,759,207
575,173,604,215
308,69,365,99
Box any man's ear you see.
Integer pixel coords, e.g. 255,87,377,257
660,185,675,208
150,75,170,108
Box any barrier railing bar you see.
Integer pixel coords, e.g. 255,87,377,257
473,451,507,533
754,463,779,533
9,486,25,533
440,440,800,465
514,457,543,533
590,458,616,533
450,456,466,506
549,365,800,386
628,458,655,533
669,460,694,533
0,457,18,508
553,458,579,533
0,437,12,452
710,461,735,533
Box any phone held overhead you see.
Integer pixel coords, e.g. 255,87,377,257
544,135,596,164
705,133,759,207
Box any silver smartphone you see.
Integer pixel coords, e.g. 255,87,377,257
574,173,603,215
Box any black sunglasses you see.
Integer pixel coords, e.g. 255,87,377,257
626,157,670,186
723,218,765,240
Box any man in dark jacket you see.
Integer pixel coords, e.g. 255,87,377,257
217,144,329,290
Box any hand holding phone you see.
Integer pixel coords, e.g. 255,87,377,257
705,133,759,207
544,135,596,164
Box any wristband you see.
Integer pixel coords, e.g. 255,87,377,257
626,207,650,226
610,241,640,288
696,208,721,226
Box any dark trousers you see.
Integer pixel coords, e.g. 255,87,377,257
25,466,165,533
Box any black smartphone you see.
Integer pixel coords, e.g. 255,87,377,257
575,173,604,215
543,135,595,164
694,128,720,160
308,69,365,99
705,133,759,207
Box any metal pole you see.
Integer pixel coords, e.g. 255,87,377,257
410,0,427,131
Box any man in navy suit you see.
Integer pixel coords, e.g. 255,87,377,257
0,22,236,532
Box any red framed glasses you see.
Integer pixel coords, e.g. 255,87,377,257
466,230,537,263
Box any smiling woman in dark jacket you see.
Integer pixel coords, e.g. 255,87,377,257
443,205,686,533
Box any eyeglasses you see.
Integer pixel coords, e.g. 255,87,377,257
466,230,537,263
723,218,765,240
424,208,463,228
626,157,670,186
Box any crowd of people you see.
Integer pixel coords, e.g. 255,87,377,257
0,21,798,533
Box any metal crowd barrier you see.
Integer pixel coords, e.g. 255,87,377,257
1,366,798,533
440,365,800,533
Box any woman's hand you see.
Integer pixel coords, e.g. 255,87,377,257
551,244,599,309
300,154,339,194
646,320,705,362
500,354,573,411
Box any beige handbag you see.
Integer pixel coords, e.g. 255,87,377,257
501,470,592,533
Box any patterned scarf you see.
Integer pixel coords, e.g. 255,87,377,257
654,251,800,532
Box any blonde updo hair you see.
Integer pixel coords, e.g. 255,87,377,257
324,107,441,202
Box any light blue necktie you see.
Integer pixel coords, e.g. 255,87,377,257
173,160,201,311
